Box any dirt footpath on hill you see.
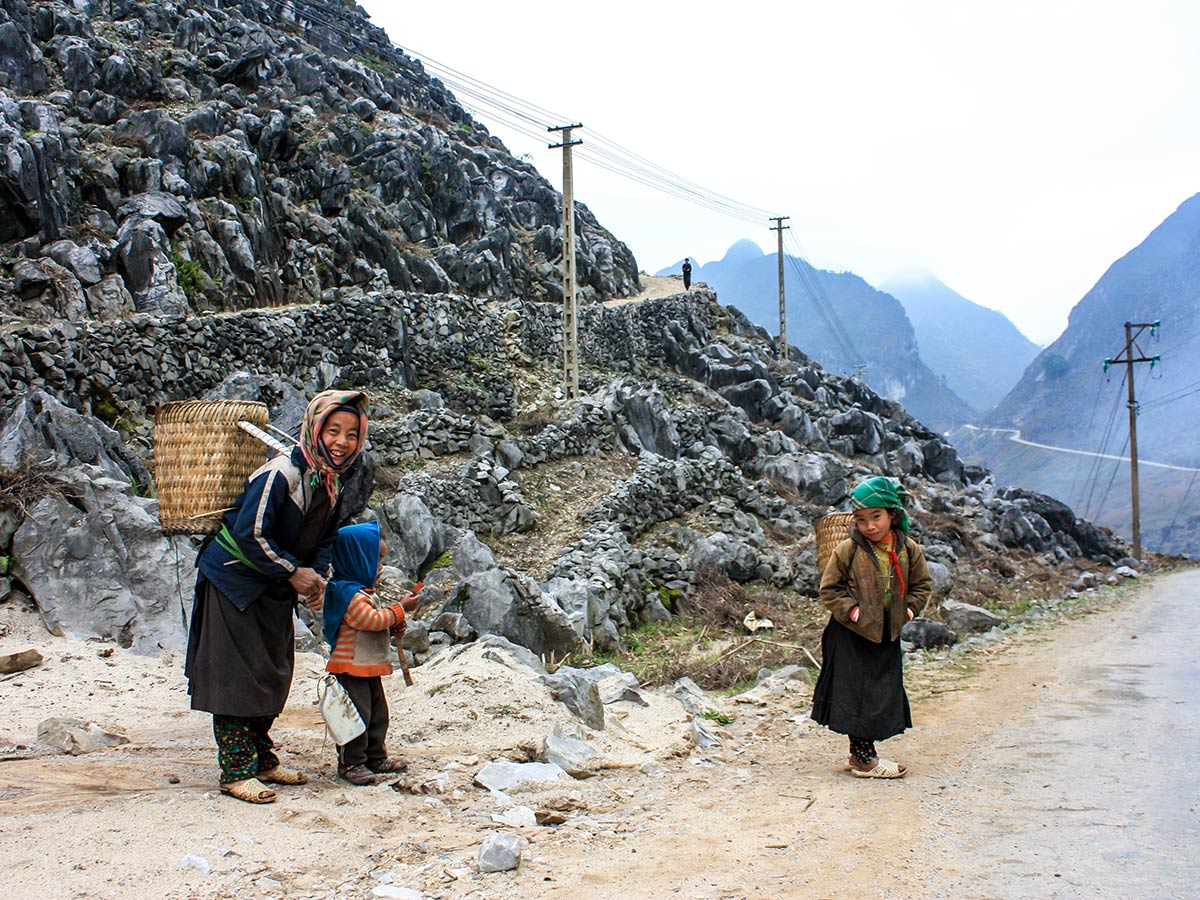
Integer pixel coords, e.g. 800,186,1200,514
1,571,1195,900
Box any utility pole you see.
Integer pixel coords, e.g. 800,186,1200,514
769,216,790,360
1103,320,1161,559
549,123,583,399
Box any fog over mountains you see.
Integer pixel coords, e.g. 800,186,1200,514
957,193,1200,557
881,273,1041,413
659,242,976,432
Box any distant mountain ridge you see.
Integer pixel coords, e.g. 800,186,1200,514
958,193,1200,556
660,242,976,432
881,274,1041,413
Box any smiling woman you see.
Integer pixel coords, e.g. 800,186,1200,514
184,390,370,803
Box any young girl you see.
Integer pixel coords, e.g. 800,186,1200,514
811,476,932,778
324,520,419,785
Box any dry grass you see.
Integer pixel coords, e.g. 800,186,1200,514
571,574,828,692
507,406,559,436
483,454,640,578
0,460,63,518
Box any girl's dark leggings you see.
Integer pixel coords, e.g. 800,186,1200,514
849,736,877,765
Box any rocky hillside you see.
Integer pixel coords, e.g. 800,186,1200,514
1,285,1133,662
881,273,1041,413
664,241,977,432
0,0,1144,672
0,0,638,324
961,193,1200,556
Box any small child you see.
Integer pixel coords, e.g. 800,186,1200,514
811,476,932,778
324,521,420,785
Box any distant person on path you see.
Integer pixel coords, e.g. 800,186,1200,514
185,390,369,803
682,258,692,289
324,521,420,785
811,476,932,778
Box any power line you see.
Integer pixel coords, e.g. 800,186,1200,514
1164,468,1199,543
264,0,776,232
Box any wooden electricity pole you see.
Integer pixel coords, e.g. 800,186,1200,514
1103,320,1161,559
549,123,583,399
770,216,790,360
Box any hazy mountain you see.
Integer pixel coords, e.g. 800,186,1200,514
660,242,976,431
956,193,1200,556
881,274,1041,412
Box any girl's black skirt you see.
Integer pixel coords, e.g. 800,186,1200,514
810,612,911,740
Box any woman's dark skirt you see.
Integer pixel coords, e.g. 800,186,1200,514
810,612,911,740
185,577,296,718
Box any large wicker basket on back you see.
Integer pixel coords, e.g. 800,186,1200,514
155,400,271,535
814,511,855,579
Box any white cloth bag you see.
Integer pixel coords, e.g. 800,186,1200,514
317,673,366,745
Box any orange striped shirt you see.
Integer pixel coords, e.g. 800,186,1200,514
326,590,405,677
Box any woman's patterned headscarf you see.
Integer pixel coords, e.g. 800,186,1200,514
849,475,911,534
299,389,369,502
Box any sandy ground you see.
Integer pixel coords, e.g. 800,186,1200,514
0,571,1194,899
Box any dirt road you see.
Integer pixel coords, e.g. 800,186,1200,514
1,571,1195,899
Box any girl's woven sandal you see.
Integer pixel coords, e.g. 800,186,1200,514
851,758,906,779
220,777,277,803
258,765,308,785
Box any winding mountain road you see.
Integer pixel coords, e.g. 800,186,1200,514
958,424,1200,473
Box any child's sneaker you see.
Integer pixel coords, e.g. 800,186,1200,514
338,764,377,785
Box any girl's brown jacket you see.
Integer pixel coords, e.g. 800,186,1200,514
818,529,933,643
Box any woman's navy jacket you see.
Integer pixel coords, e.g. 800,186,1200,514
197,448,342,610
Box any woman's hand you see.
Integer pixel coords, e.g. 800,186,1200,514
907,608,915,621
289,567,326,610
849,605,861,623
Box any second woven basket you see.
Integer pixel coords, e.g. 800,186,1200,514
814,511,856,579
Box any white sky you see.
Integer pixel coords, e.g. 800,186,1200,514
357,1,1200,346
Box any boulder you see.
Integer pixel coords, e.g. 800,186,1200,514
377,493,442,576
11,466,194,653
761,452,847,507
542,733,603,777
444,569,578,658
901,617,958,649
478,833,523,874
540,666,605,729
0,391,149,488
37,717,129,755
940,599,1004,635
473,760,567,793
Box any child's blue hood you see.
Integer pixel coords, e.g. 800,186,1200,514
324,520,381,648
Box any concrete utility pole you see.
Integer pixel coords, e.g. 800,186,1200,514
769,216,790,360
549,123,583,399
1103,321,1161,559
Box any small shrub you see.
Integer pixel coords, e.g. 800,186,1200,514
171,252,204,301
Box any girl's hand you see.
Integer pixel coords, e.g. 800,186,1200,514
907,608,915,621
401,581,423,612
849,606,860,623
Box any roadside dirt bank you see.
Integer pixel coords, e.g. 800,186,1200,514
1,569,1192,900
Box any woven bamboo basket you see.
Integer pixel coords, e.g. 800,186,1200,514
155,400,271,535
814,511,856,578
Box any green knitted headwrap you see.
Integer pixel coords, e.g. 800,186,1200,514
849,476,911,533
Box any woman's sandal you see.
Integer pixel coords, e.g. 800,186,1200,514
220,777,277,803
258,765,308,785
851,757,906,779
